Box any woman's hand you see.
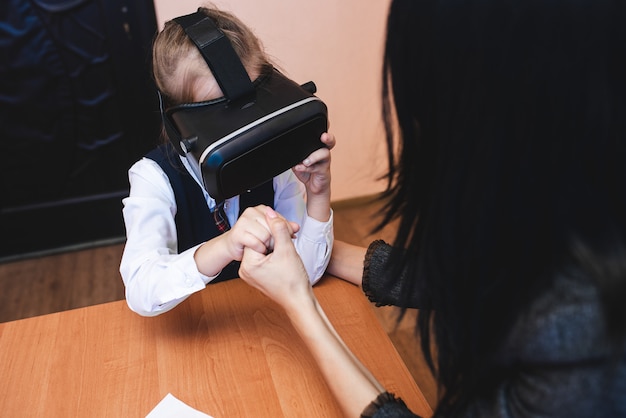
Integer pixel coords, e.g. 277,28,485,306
238,207,312,311
194,205,299,277
239,206,386,418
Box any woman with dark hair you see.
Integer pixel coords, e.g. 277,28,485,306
239,0,626,416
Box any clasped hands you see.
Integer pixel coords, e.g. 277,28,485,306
236,205,313,310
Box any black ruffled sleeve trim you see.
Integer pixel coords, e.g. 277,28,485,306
362,239,390,303
361,391,421,417
361,239,425,309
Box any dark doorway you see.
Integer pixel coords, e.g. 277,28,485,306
1,0,160,261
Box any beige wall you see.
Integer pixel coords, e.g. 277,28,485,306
153,0,391,202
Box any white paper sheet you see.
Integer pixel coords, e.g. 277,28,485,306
146,393,214,418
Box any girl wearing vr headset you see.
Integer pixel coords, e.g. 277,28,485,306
119,5,334,317
238,0,626,417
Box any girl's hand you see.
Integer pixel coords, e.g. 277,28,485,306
193,205,299,278
292,132,335,196
238,207,312,310
225,205,299,261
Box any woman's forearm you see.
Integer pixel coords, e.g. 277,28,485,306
286,291,384,417
326,240,367,286
239,211,384,417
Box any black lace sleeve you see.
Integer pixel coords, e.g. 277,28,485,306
361,391,422,418
362,240,425,308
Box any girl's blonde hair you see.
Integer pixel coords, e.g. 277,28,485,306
152,5,271,106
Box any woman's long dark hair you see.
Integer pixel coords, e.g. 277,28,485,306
380,0,626,415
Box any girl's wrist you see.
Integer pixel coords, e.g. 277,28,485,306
306,193,331,222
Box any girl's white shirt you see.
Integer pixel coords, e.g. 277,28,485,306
119,154,333,317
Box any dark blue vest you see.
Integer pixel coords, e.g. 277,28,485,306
146,143,274,283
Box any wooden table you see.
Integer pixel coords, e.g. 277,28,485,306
0,275,432,417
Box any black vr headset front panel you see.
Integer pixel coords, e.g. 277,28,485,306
163,10,328,202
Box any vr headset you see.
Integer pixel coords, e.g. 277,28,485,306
161,11,328,203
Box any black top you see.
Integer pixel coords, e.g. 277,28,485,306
361,240,626,418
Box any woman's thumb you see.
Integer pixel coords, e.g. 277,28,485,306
265,208,295,250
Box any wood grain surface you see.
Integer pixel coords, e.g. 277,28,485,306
0,276,432,418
